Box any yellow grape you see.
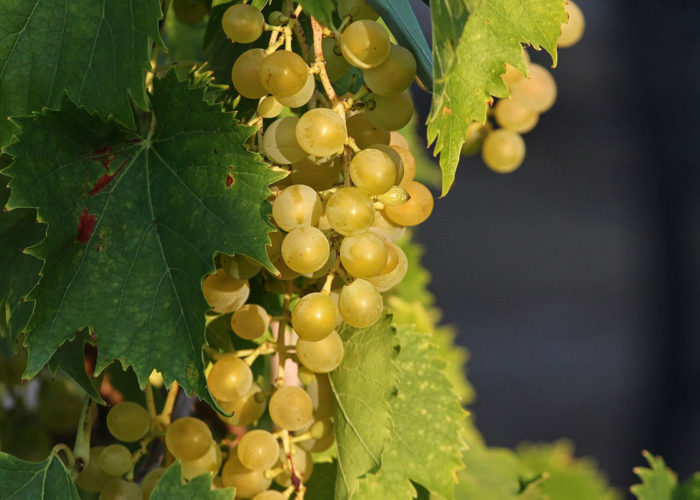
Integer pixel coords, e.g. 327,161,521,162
222,4,264,43
326,187,375,236
481,129,526,174
259,51,309,98
375,185,410,207
461,121,491,156
276,73,315,108
338,279,383,327
231,49,267,99
140,467,165,499
350,148,396,195
368,143,404,186
181,441,222,480
370,209,406,242
221,454,272,499
274,444,314,486
269,386,314,431
389,130,410,150
494,98,539,133
341,20,391,69
367,240,408,291
559,0,585,48
298,418,335,452
257,95,283,118
231,304,270,340
262,116,308,165
384,181,434,226
290,157,341,191
218,382,267,427
237,430,279,471
75,447,111,493
207,353,253,402
99,444,133,477
291,292,338,341
311,249,337,279
296,331,344,373
272,184,322,231
219,253,261,280
296,108,348,157
390,145,416,186
106,401,150,443
165,417,213,462
339,232,388,278
98,478,141,500
346,112,390,150
510,63,557,113
281,226,330,274
253,491,286,500
362,45,416,96
365,91,413,131
202,269,250,314
337,0,379,20
272,255,301,281
266,231,285,262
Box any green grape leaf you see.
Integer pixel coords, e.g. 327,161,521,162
0,451,79,499
151,461,235,499
4,72,278,404
674,474,700,500
355,325,466,500
366,0,433,90
426,0,566,195
47,329,104,404
631,451,678,500
0,0,164,147
298,0,338,29
330,315,399,500
305,461,338,500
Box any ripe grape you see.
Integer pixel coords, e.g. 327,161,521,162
232,49,267,99
281,226,330,274
181,441,222,480
231,304,270,340
165,417,213,461
237,430,279,471
509,63,557,112
220,253,262,280
272,184,322,231
291,292,338,341
257,96,283,118
494,98,539,133
274,444,314,486
276,73,315,108
558,0,585,48
173,0,207,25
253,491,286,500
367,241,408,291
296,108,348,157
391,145,416,186
263,116,308,164
321,38,351,81
326,187,375,236
338,279,383,327
221,454,272,498
362,45,417,96
269,387,314,431
389,130,410,150
222,4,264,43
218,382,267,427
481,129,526,173
461,121,491,156
98,478,141,500
273,255,301,280
350,148,397,195
296,331,344,373
75,447,112,493
384,181,434,226
307,373,334,419
207,353,253,402
290,157,341,191
260,51,309,98
266,231,285,262
140,467,165,499
341,20,391,69
346,112,390,150
368,143,405,186
338,0,379,20
202,269,250,313
370,209,406,242
366,91,414,131
99,444,133,477
339,232,388,278
106,402,150,443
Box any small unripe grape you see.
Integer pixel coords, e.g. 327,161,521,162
326,187,374,236
384,181,434,226
338,279,383,327
263,116,308,165
291,157,341,191
338,0,379,20
346,112,390,150
218,382,267,427
232,48,267,99
281,226,330,274
481,129,526,173
274,444,314,486
181,441,222,480
202,269,250,313
140,467,165,499
257,95,283,118
269,386,314,431
221,454,272,498
292,292,338,341
99,444,133,477
299,418,335,452
391,145,416,186
363,45,417,96
237,430,279,471
272,184,322,231
253,491,286,500
106,402,150,443
339,232,388,278
222,4,264,43
207,353,253,402
321,38,350,81
165,417,213,462
461,121,491,156
220,253,261,280
296,108,348,157
558,0,585,48
75,447,111,493
341,20,391,69
509,63,557,112
259,51,309,98
494,98,539,133
350,148,396,195
367,241,408,291
296,331,344,373
98,478,141,500
366,91,414,131
231,304,269,340
276,73,315,108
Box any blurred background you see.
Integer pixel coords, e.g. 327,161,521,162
410,0,700,490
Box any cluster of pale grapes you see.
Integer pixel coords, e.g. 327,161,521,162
462,0,585,173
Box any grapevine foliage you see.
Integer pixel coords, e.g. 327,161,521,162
151,462,235,499
0,451,79,499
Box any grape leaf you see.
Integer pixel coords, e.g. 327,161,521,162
151,461,235,499
0,451,79,499
674,474,700,500
631,451,678,500
0,0,164,147
426,0,566,195
355,325,466,500
330,315,399,500
298,0,338,29
4,72,278,404
47,329,104,403
305,461,338,500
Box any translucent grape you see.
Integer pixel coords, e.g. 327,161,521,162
366,91,413,131
389,130,409,150
202,269,250,313
509,63,557,112
221,454,272,498
207,353,253,402
269,386,314,430
291,292,338,341
338,279,383,327
338,0,379,20
391,145,416,186
262,117,308,165
494,98,539,133
558,0,585,48
173,0,207,25
181,441,222,480
232,49,267,99
99,444,133,477
219,253,262,280
273,256,301,280
370,209,405,242
298,419,335,452
341,20,391,69
321,38,351,81
296,108,348,157
276,73,315,108
253,492,286,500
272,184,322,231
290,157,341,191
367,241,408,291
140,467,165,499
367,143,404,186
259,51,309,98
106,402,150,443
310,249,337,279
98,479,141,500
165,417,212,462
339,232,388,278
281,226,330,274
384,181,434,226
326,187,374,236
218,382,267,427
237,430,279,471
348,148,396,195
296,331,344,373
274,444,314,486
266,231,285,262
75,447,111,493
307,373,334,419
257,96,283,118
461,121,491,156
481,129,526,173
346,112,390,150
362,45,416,96
222,4,264,43
231,304,269,340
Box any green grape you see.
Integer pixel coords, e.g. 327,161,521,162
338,0,379,20
369,143,404,185
341,20,391,69
365,91,413,131
207,353,253,402
272,184,322,231
307,373,334,419
202,269,250,313
461,121,491,156
232,49,268,99
259,51,309,98
37,377,83,433
326,187,375,236
291,292,338,341
346,112,390,150
370,209,406,242
276,73,315,108
106,402,150,443
310,248,337,279
296,108,348,157
220,253,262,280
269,386,314,431
339,232,388,278
274,444,314,486
173,0,207,25
218,383,267,427
231,304,270,340
376,185,409,207
390,145,416,186
253,491,286,500
99,444,133,477
221,454,271,499
266,231,285,262
362,45,416,96
367,241,408,291
384,181,434,226
281,226,330,274
481,129,526,173
338,279,383,327
99,479,141,500
290,157,341,191
296,331,344,373
140,467,165,499
272,255,301,281
558,0,585,48
494,98,539,133
237,430,279,471
222,4,264,43
267,11,285,25
262,116,308,165
257,96,283,119
349,148,396,195
165,417,213,461
298,418,335,452
321,38,350,81
509,63,557,112
181,441,222,480
75,447,112,493
389,130,409,150
297,365,317,385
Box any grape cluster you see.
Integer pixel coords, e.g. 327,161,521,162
463,0,585,173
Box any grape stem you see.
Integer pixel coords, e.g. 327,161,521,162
52,444,76,475
158,380,180,427
275,282,293,386
71,396,96,479
310,17,345,116
145,381,157,417
344,84,371,110
242,342,278,366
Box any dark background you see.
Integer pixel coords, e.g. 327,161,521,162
411,0,700,490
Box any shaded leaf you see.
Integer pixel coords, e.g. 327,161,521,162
0,451,79,499
48,329,104,404
151,461,235,499
299,0,338,29
305,461,338,500
631,451,678,500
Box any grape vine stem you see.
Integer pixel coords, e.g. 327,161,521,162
310,17,345,116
